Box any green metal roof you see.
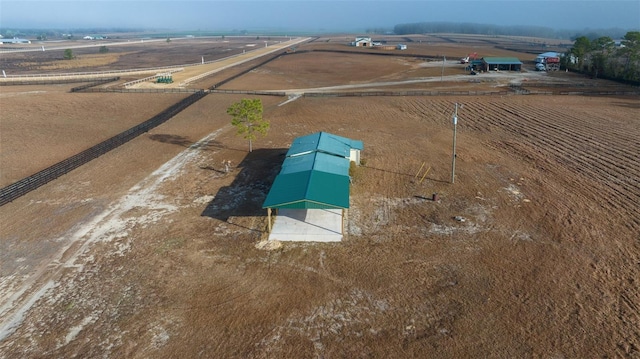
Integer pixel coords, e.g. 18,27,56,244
262,170,350,209
263,131,363,210
482,57,523,65
280,151,350,176
287,131,364,158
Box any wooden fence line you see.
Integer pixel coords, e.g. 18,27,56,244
0,90,208,206
209,89,286,96
68,77,121,92
208,88,638,97
1,62,201,79
0,77,119,87
303,90,511,97
555,91,639,96
308,87,639,97
75,87,202,94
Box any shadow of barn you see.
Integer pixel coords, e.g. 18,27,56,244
201,148,285,222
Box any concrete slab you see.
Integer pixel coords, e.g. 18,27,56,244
269,209,343,242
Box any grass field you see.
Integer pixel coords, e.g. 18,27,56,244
0,34,638,358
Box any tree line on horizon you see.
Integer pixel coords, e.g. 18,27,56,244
390,22,634,41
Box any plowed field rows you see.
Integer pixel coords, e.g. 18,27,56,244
479,101,639,229
395,95,640,358
400,96,640,229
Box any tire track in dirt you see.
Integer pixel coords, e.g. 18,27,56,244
0,129,224,343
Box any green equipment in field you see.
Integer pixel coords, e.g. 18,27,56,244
156,75,173,84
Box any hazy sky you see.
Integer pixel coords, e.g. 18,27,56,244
1,1,639,32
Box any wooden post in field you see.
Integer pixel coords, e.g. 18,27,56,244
267,208,272,232
415,162,425,178
419,166,431,183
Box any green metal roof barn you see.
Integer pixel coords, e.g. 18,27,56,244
262,131,363,241
481,57,523,71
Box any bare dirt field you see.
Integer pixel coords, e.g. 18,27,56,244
0,34,639,358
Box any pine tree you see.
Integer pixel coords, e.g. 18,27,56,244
227,99,268,152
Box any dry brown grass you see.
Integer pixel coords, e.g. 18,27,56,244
0,34,638,359
16,53,130,71
0,85,189,186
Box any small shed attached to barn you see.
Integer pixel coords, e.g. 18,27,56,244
263,132,363,242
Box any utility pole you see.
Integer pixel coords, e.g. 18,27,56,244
451,103,459,184
441,55,446,81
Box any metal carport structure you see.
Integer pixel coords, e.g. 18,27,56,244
262,170,350,242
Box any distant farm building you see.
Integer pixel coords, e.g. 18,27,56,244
535,52,561,71
535,52,559,62
350,37,372,47
0,38,31,44
83,35,106,40
481,57,523,71
350,37,407,51
262,132,363,242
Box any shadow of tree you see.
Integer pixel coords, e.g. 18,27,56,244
201,148,286,221
148,134,192,147
148,134,247,152
199,165,226,174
